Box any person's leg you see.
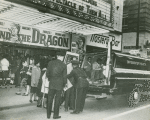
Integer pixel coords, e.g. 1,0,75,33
64,88,70,111
30,87,34,102
14,72,18,86
72,88,82,113
2,71,4,85
80,87,88,112
25,85,30,95
69,87,75,110
47,89,55,119
44,94,48,108
33,87,37,101
16,78,24,95
3,71,8,85
53,90,62,118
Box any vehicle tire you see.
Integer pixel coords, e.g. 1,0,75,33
127,88,141,107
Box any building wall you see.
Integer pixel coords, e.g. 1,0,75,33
113,0,123,32
122,32,150,58
123,0,150,32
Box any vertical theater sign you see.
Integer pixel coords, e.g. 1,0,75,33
0,20,70,49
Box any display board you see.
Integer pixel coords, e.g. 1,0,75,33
0,20,70,50
23,0,112,28
86,32,122,51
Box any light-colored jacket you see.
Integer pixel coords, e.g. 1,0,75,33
31,66,41,87
1,58,9,71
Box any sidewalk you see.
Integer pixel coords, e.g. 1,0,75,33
0,87,99,120
0,86,34,108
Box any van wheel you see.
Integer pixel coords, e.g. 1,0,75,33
128,88,141,107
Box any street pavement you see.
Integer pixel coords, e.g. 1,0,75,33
0,87,150,120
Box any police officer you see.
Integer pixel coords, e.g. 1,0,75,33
67,60,89,114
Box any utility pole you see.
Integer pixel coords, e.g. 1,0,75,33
136,0,140,49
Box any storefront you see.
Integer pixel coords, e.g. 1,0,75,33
0,0,123,85
0,20,70,58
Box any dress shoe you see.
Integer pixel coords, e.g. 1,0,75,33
37,105,42,107
70,111,80,114
22,93,28,96
16,92,21,95
53,116,61,119
29,100,32,103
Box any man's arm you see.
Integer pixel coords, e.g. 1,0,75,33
46,62,51,79
31,67,36,85
63,65,67,87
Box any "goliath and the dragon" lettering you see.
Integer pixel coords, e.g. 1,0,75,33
0,27,69,48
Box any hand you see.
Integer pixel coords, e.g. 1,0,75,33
84,66,88,68
65,84,68,88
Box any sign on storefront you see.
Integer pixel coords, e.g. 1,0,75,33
0,20,70,49
86,33,122,51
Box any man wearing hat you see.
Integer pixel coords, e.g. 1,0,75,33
67,60,89,114
46,54,67,119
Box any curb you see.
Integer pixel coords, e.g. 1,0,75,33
0,85,15,89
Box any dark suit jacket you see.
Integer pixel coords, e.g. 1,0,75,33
67,67,89,88
46,59,67,90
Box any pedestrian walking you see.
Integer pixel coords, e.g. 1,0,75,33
0,54,9,86
30,60,41,103
67,60,89,114
46,54,67,119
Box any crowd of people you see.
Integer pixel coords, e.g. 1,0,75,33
0,52,90,119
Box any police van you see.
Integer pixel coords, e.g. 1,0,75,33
83,44,150,107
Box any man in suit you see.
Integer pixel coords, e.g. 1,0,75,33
67,60,89,114
46,54,67,119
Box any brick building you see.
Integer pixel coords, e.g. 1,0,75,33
122,0,150,58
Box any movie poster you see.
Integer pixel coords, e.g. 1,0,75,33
71,34,87,65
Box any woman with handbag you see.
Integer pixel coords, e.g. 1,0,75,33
37,67,47,107
67,60,89,114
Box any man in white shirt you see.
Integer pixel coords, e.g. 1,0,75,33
91,58,103,83
1,54,9,86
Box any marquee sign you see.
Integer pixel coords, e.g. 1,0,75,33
0,20,70,49
24,0,112,28
86,32,122,51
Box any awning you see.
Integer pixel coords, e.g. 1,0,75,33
0,0,111,35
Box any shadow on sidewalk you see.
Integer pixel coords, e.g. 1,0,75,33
0,103,36,111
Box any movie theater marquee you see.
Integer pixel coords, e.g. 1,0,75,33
25,0,112,27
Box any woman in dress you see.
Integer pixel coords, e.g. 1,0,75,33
23,58,34,96
29,60,41,103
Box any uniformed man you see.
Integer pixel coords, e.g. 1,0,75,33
67,60,89,114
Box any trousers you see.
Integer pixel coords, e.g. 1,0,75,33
2,71,8,85
47,89,62,118
64,87,75,110
74,87,88,112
